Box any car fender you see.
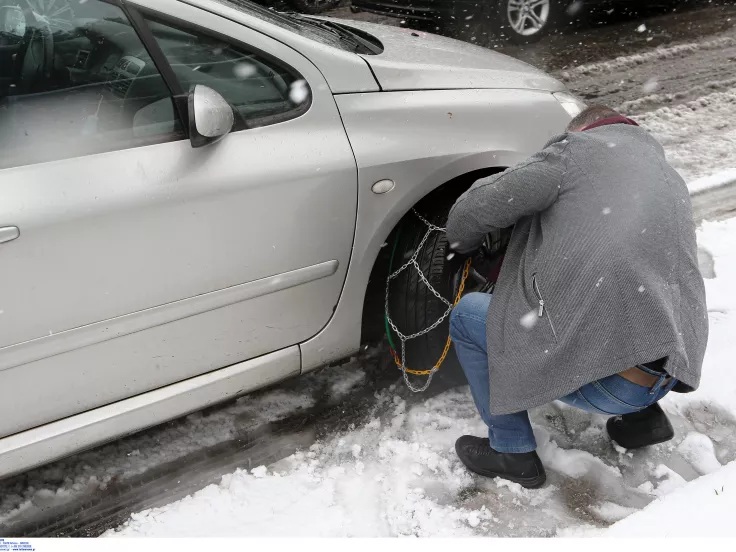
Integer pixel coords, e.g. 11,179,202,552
300,88,572,372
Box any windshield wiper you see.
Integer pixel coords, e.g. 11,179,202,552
282,12,379,54
319,19,382,55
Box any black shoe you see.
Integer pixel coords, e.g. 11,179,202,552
606,402,675,450
454,435,546,489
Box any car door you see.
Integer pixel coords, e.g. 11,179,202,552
0,0,357,438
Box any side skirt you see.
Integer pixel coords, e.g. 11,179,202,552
0,347,300,480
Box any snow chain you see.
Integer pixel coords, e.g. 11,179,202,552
385,209,471,392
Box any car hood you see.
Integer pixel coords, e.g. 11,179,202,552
334,19,565,93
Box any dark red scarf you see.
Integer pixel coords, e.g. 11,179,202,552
580,116,639,131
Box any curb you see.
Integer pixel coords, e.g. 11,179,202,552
691,177,736,224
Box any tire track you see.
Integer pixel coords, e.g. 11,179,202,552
560,29,736,114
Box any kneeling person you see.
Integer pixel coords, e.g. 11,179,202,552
445,105,709,489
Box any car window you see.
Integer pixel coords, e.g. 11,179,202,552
143,16,311,131
0,0,184,169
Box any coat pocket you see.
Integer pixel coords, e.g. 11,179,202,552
532,273,559,344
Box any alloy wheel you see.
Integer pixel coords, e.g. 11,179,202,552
506,0,551,37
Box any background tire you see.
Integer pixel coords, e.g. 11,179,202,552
441,1,563,47
495,0,563,44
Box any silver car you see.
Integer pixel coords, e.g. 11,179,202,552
0,0,584,478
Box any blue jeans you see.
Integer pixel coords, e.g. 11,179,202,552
449,292,677,453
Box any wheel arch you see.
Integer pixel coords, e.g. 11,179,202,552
300,88,571,373
299,163,510,373
360,167,505,346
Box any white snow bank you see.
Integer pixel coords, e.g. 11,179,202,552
688,168,736,195
677,432,722,475
563,460,736,537
563,36,736,79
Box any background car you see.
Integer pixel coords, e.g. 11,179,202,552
349,0,690,44
0,0,582,479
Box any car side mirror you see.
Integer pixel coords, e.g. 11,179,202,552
188,85,234,148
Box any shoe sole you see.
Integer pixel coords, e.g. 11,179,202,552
607,418,675,450
609,432,674,450
464,465,547,489
455,446,546,489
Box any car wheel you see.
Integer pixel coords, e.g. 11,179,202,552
386,193,497,388
386,197,464,387
287,0,340,15
497,0,561,44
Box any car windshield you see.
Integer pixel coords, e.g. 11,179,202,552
210,0,382,54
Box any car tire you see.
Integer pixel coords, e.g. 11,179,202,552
287,0,340,15
442,1,561,47
495,0,563,44
386,194,470,387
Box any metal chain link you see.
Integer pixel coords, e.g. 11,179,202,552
385,209,471,392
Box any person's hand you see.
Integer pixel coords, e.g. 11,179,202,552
446,247,472,276
471,249,505,286
446,227,510,282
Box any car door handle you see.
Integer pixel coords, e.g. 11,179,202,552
0,226,20,244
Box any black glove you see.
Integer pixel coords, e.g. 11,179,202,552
446,249,471,277
447,228,512,291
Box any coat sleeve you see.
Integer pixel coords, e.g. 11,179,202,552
446,140,569,254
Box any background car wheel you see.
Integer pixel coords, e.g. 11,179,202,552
497,0,562,44
386,193,476,388
287,0,340,15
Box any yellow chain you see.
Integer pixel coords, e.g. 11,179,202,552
392,257,472,376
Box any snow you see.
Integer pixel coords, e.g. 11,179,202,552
563,461,736,537
636,89,736,183
564,36,736,79
677,433,722,475
289,80,309,104
519,310,538,329
104,217,736,538
0,363,365,527
688,168,736,195
589,501,638,523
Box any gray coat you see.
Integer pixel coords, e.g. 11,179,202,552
446,124,708,415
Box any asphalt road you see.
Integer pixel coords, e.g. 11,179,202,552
338,0,736,113
1,0,735,538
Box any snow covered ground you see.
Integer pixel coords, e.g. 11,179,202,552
0,361,368,529
104,217,736,537
636,89,736,183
